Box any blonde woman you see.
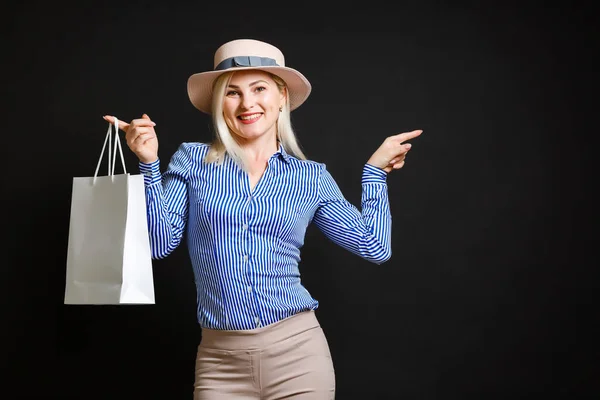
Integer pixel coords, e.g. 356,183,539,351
105,38,422,400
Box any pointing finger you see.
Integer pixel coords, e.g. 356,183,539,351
394,129,423,143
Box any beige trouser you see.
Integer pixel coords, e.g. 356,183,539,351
193,310,336,399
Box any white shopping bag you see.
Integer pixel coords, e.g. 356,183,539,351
64,119,155,305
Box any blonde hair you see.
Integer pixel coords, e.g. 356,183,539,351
203,71,306,171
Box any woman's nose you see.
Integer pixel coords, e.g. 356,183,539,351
240,94,255,110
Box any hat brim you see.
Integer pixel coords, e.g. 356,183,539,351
187,66,311,114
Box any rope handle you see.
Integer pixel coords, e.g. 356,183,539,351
93,118,127,183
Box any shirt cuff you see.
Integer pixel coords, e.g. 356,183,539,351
362,163,388,184
139,159,161,186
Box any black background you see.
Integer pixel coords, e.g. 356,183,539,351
3,1,597,399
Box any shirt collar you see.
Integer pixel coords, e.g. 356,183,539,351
273,141,291,164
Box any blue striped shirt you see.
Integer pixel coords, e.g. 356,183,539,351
139,142,392,330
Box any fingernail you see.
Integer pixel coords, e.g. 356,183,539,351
405,143,412,149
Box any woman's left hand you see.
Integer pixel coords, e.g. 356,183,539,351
367,129,423,173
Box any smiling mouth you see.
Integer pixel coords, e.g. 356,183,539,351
238,113,262,121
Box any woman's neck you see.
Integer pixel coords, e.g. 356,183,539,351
238,134,278,164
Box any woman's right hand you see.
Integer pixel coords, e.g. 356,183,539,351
103,114,159,164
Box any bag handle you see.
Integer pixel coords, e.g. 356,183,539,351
93,118,127,183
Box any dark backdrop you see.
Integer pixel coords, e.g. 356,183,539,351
3,1,596,399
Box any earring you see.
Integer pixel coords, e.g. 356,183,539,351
279,106,282,112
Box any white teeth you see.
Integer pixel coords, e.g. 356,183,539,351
239,114,261,121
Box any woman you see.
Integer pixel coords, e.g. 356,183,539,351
104,38,422,399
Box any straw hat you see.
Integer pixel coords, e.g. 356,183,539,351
187,39,312,114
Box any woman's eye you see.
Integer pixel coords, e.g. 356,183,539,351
226,90,238,96
255,86,266,92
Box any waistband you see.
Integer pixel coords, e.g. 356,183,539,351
199,310,320,351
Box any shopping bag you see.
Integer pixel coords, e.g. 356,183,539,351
64,119,155,305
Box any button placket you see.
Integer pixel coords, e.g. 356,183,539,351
242,188,260,329
243,192,252,294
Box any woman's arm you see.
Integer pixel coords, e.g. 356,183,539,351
139,143,193,259
313,163,392,264
313,129,422,264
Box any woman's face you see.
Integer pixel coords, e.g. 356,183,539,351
222,70,285,143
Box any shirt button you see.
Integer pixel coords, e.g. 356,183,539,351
247,285,252,293
243,255,248,261
242,224,248,230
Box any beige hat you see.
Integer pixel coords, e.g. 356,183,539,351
187,39,312,114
